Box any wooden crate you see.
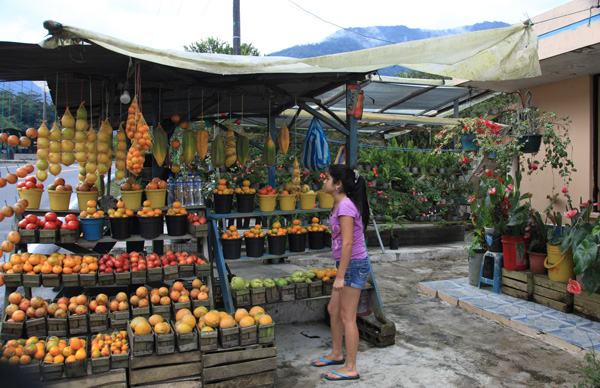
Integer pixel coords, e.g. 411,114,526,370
47,316,68,337
155,322,175,355
178,263,195,278
39,228,59,244
3,272,22,288
127,321,154,357
88,312,109,333
201,345,276,387
196,263,211,283
501,269,533,301
60,227,80,244
250,287,266,306
295,282,308,299
20,361,41,381
97,272,115,286
108,297,130,329
68,311,89,335
131,305,151,320
110,350,129,370
131,269,147,285
147,267,163,283
232,289,251,308
128,350,202,387
114,271,131,285
188,223,208,238
199,329,218,351
239,324,257,346
265,286,279,303
279,284,295,302
62,273,80,287
151,303,171,321
308,280,323,298
1,318,24,340
18,227,38,243
90,355,110,374
41,364,127,388
191,298,211,311
258,323,275,345
175,325,199,352
65,357,87,378
172,300,192,318
219,325,239,349
574,289,600,322
42,360,64,381
23,273,41,288
532,274,574,312
80,273,97,287
25,316,47,338
322,279,334,296
163,265,179,281
42,273,61,288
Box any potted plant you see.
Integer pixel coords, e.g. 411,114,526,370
465,227,487,287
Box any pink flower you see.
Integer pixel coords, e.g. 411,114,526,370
424,199,428,202
564,210,577,219
488,187,496,195
529,163,538,171
566,278,581,294
467,195,475,203
524,233,530,239
505,184,513,192
562,186,568,194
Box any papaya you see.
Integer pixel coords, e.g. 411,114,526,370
211,131,225,168
236,127,250,166
196,123,209,160
153,123,168,167
277,122,290,155
263,133,276,167
224,124,237,167
181,129,196,167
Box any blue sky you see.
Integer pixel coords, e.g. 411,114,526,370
0,0,570,54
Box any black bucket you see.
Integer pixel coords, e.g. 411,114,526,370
138,215,163,239
131,216,140,235
288,233,307,252
166,215,187,236
245,236,265,257
323,232,332,247
517,134,542,154
268,234,287,255
236,193,255,213
485,228,503,252
109,217,132,240
221,238,242,259
213,194,233,214
308,231,325,249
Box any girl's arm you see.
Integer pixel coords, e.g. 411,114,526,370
333,215,354,291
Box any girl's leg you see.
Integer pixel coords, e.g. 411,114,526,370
314,289,345,365
326,286,361,378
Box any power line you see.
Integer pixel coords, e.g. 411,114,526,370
529,2,600,26
287,0,397,45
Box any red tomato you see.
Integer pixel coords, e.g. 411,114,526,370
35,182,44,189
17,182,26,189
44,221,57,229
66,220,79,230
25,176,36,183
18,219,28,228
61,223,67,229
138,264,146,270
25,223,38,230
25,181,36,189
199,217,206,224
65,214,77,222
44,212,58,222
25,214,38,224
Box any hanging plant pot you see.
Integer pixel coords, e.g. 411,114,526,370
517,134,542,154
460,134,479,151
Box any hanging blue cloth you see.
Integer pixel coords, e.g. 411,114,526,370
302,117,331,171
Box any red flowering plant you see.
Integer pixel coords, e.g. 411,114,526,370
434,117,504,154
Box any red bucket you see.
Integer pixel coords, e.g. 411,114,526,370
501,235,529,271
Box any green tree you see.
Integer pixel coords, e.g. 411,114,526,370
0,89,56,132
184,37,261,56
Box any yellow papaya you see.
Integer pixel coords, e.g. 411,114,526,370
263,133,276,167
196,122,209,160
182,129,196,167
277,122,289,155
236,127,250,166
224,124,237,167
211,131,225,168
153,123,168,166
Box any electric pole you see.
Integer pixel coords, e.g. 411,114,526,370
233,0,241,55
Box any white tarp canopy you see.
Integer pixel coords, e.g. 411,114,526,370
41,21,541,82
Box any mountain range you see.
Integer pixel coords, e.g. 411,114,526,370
269,21,511,76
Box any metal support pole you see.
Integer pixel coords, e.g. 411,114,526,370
233,0,241,55
345,83,358,168
268,114,276,188
369,208,386,254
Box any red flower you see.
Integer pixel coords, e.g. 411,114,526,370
488,187,496,195
564,210,577,219
566,278,581,294
485,170,493,177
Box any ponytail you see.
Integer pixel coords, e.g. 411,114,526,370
327,164,370,232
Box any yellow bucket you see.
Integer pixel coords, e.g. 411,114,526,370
299,193,317,210
48,190,72,211
317,192,334,209
17,188,43,209
258,194,277,212
279,194,297,211
544,244,575,283
76,191,100,211
144,188,167,208
120,190,143,210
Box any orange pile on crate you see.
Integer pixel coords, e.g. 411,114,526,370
91,330,129,357
314,267,338,281
43,336,87,364
1,253,99,275
0,337,46,365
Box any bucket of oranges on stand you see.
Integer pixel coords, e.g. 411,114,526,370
78,200,106,241
221,225,243,259
234,179,256,213
244,224,266,257
166,201,188,236
137,200,163,239
267,221,288,255
307,217,328,249
108,200,134,239
213,179,234,214
288,219,308,252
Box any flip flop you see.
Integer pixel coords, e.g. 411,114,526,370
312,357,345,367
324,370,360,381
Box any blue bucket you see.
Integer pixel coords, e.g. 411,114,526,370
461,134,479,151
79,217,106,241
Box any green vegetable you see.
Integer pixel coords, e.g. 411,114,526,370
245,279,251,288
230,276,246,291
305,270,316,280
250,279,264,288
263,278,276,288
291,270,306,283
275,278,288,286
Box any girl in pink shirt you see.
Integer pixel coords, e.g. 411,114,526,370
312,164,370,381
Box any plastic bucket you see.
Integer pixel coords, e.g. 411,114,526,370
76,191,99,211
268,234,287,255
288,233,307,252
79,216,106,241
528,251,547,275
138,215,163,239
245,236,265,257
144,189,167,208
48,190,72,211
109,217,132,240
484,227,502,252
308,231,324,249
258,194,277,212
461,134,479,151
468,251,485,286
518,134,542,154
18,188,43,209
166,215,187,236
236,193,255,213
299,193,317,210
221,238,242,260
279,194,297,211
213,194,233,214
544,245,574,282
317,192,333,209
501,235,528,270
120,190,142,210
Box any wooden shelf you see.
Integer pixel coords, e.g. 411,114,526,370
225,248,331,263
76,233,195,247
22,205,206,215
208,207,332,220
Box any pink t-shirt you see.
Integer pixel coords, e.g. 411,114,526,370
329,198,367,262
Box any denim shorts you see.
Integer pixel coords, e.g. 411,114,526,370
335,258,370,289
